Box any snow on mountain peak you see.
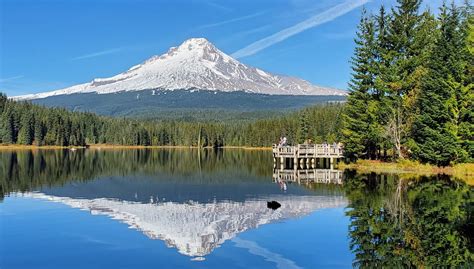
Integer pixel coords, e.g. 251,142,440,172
179,37,213,49
14,37,346,100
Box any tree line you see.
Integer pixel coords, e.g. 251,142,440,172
0,149,275,200
0,93,343,148
345,172,473,267
342,0,473,165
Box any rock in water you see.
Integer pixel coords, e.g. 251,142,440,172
267,201,281,210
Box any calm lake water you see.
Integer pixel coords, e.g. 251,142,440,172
0,149,472,268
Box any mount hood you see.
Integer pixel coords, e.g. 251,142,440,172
15,38,345,100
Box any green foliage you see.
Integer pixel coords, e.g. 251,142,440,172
297,111,310,143
17,110,34,145
345,173,473,268
342,10,379,160
343,1,473,165
412,3,471,165
31,89,346,121
0,92,343,147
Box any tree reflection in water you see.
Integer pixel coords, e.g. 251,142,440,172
1,149,472,266
344,171,473,268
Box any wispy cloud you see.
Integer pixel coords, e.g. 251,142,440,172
232,237,302,269
0,75,24,83
232,0,370,58
199,11,266,29
0,79,72,97
238,25,271,36
324,29,356,40
203,0,233,12
72,47,123,60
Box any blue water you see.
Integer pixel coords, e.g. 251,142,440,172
0,149,353,269
1,197,352,269
2,149,472,268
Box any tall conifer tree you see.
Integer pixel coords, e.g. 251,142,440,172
412,4,464,165
342,10,378,159
383,0,432,158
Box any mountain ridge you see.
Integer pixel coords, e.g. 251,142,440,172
14,38,346,100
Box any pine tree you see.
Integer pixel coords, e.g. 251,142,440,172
458,3,474,160
34,116,44,146
411,4,464,165
342,10,378,160
383,0,428,159
297,111,309,143
374,6,393,159
0,93,7,114
0,111,15,144
18,111,34,145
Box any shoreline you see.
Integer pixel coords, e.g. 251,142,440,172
339,160,474,184
1,144,471,182
0,144,272,151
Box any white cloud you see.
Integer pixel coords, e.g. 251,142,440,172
232,0,370,59
0,75,24,83
199,11,266,29
232,237,302,269
72,48,123,60
202,0,233,12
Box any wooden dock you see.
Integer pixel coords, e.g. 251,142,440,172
273,169,343,185
272,144,343,169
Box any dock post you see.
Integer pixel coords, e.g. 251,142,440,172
280,157,284,170
330,158,334,170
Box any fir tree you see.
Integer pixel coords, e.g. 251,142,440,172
342,11,378,160
372,6,394,159
0,111,15,144
458,2,474,160
411,4,464,165
0,93,7,114
383,0,432,159
34,118,44,146
297,111,309,143
17,112,34,145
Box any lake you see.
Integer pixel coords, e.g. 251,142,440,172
0,149,472,268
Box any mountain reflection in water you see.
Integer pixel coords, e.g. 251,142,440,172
18,192,346,258
1,149,472,268
1,149,347,261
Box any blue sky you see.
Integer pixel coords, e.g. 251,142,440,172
0,0,460,96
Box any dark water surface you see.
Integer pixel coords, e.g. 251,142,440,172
0,149,472,268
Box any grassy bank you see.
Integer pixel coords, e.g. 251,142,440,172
339,160,474,184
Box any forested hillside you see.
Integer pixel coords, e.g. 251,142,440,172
342,0,473,165
0,93,343,147
28,89,346,121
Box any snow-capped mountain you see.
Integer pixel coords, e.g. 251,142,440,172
20,192,347,258
14,38,345,100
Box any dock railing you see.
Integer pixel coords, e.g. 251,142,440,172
272,144,343,158
273,168,343,185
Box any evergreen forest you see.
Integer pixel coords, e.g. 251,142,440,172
0,93,342,148
342,0,473,165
